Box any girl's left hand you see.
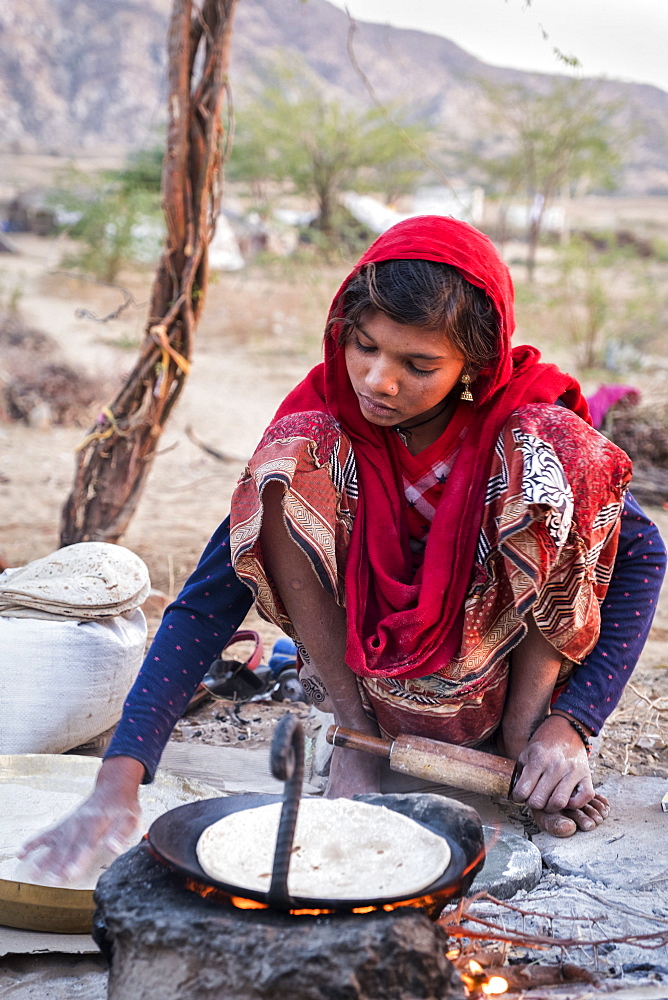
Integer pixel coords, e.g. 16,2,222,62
509,714,609,837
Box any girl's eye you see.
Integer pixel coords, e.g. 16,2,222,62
354,337,375,354
408,364,435,377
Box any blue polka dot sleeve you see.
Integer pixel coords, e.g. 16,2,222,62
553,493,667,734
104,516,252,781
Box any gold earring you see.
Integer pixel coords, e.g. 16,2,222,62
460,373,473,402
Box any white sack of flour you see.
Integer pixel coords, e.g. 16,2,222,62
0,608,147,754
0,545,150,754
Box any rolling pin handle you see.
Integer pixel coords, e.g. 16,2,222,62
326,725,393,758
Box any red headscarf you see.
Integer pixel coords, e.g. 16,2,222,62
275,216,590,678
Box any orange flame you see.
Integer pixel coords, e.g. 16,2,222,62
229,896,269,910
458,959,508,997
291,907,333,915
182,873,454,919
482,976,509,995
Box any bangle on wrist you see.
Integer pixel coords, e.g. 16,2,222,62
538,712,592,755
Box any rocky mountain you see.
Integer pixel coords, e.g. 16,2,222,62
2,0,667,193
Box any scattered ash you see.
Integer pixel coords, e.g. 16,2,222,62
171,697,316,749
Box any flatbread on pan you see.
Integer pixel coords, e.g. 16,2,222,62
196,798,451,900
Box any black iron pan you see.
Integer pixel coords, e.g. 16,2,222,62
147,715,470,911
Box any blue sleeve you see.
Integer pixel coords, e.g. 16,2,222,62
554,493,666,733
104,516,253,781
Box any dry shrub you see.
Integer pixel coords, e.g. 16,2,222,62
0,310,55,354
0,309,111,427
4,360,106,427
609,404,668,469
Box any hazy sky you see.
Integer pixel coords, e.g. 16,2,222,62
326,0,668,93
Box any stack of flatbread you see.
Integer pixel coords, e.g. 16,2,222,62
196,799,451,901
0,543,151,621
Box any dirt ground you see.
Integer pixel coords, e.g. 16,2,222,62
0,232,350,759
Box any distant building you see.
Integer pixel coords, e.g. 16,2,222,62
5,192,57,236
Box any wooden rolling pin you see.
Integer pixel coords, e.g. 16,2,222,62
326,725,519,798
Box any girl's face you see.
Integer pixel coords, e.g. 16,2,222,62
344,310,466,428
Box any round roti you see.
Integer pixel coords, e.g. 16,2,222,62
196,799,451,901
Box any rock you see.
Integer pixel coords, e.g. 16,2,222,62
95,846,464,1000
469,828,543,899
534,776,668,890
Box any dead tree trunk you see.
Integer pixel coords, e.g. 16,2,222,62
60,0,239,546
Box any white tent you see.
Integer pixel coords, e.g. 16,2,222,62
208,213,245,271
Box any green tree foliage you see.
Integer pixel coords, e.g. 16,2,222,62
469,78,624,279
228,60,431,241
53,150,164,283
545,235,666,370
116,146,164,194
70,187,160,283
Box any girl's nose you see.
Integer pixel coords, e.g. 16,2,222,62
366,358,398,395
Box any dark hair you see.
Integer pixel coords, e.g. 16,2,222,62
333,259,499,369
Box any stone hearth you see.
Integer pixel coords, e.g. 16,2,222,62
95,847,465,1000
94,793,483,1000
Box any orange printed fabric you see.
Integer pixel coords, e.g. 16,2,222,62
230,411,356,643
230,405,630,747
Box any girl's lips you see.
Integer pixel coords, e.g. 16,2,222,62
359,394,396,417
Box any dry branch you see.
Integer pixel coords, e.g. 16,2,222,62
481,963,597,989
439,892,668,951
60,0,238,545
442,915,668,951
185,424,237,462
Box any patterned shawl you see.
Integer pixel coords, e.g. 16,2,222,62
272,215,591,678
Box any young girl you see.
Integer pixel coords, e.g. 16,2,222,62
22,216,665,882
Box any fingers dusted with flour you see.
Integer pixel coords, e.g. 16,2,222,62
18,756,144,884
510,713,607,837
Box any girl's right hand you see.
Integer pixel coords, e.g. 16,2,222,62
510,714,609,837
17,756,145,885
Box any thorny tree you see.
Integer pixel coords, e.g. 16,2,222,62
470,78,622,281
60,0,238,545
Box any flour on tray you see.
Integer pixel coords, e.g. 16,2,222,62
0,776,216,891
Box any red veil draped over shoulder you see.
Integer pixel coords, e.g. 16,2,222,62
273,216,590,679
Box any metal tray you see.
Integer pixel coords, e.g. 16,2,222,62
0,753,221,933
